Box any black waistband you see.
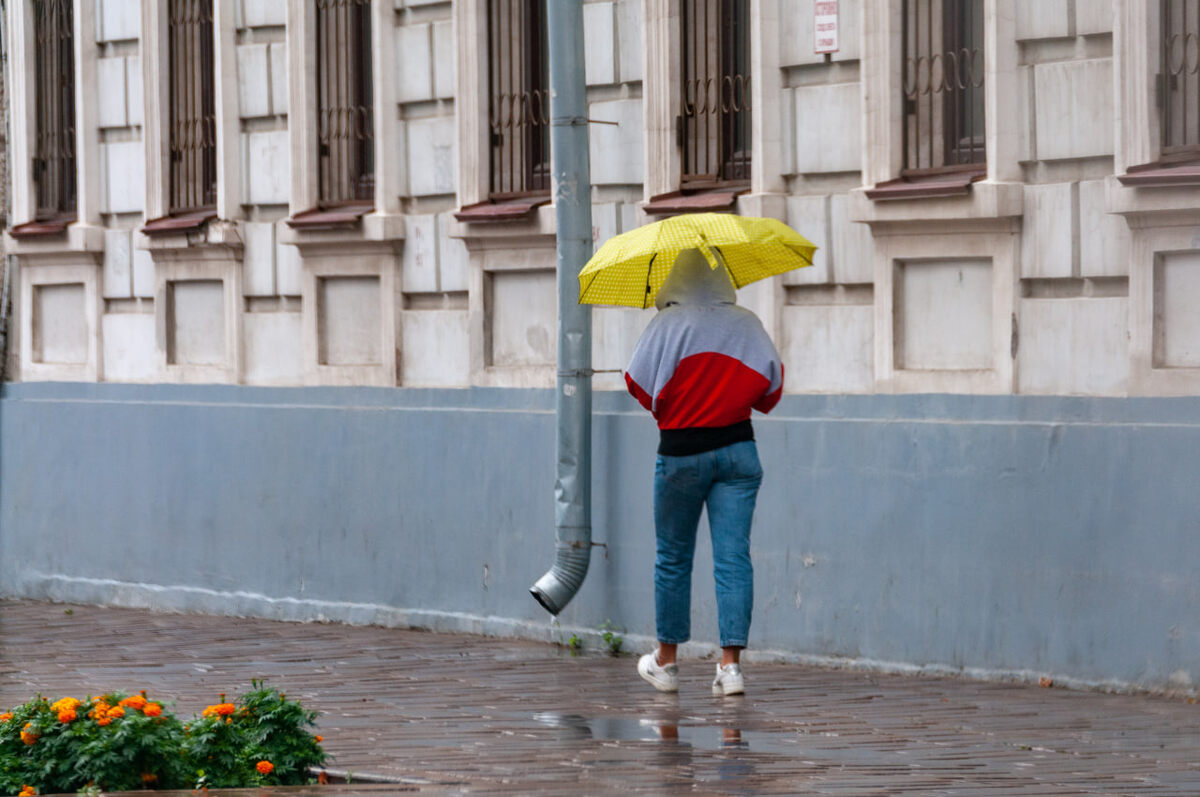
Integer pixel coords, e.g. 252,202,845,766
658,420,754,457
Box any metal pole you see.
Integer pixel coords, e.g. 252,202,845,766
530,0,593,615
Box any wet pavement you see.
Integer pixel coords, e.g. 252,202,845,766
1,599,1197,795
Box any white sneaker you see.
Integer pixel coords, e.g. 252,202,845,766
712,662,745,696
637,651,679,692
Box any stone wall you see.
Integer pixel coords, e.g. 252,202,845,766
9,1,1192,398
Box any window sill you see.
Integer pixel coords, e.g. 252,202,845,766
9,215,74,240
864,168,986,201
287,203,374,231
849,179,1023,229
142,209,218,238
1116,161,1200,188
641,188,745,216
453,196,551,223
6,220,104,255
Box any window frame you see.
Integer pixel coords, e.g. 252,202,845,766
899,0,985,177
314,0,375,208
31,0,77,222
678,0,751,191
1157,0,1200,164
166,0,217,215
484,0,551,201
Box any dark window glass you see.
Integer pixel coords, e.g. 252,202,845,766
680,0,751,187
901,0,985,173
316,0,374,205
487,0,550,198
168,0,217,213
1160,0,1200,160
33,0,76,220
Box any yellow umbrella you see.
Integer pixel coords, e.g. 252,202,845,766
578,212,817,308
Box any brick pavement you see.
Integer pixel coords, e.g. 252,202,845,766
0,600,1197,795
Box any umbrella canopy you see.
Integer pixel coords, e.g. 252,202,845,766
577,212,817,308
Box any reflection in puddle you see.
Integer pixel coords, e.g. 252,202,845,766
531,712,801,754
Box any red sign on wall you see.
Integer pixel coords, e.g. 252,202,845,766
814,0,839,54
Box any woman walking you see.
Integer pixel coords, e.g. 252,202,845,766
623,249,783,696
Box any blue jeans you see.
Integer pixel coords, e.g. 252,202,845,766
653,440,762,648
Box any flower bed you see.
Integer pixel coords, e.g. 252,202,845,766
0,681,326,795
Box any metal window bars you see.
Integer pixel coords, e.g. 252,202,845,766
316,0,374,205
679,0,751,187
1160,0,1200,160
33,0,76,220
901,0,985,173
168,0,217,213
487,0,550,198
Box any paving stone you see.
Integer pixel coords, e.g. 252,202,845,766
1,600,1197,794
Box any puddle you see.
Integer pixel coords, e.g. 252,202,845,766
530,712,806,754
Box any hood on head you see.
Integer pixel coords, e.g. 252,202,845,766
654,248,736,309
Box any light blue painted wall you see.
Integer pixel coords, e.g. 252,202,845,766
1,382,1197,692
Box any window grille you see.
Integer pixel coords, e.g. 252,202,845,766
901,0,985,173
168,0,217,213
1160,0,1200,160
33,0,76,220
679,0,751,187
316,0,374,205
487,0,550,198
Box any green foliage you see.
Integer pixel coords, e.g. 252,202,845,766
567,634,583,653
598,620,624,657
0,693,188,795
181,681,326,788
0,683,326,796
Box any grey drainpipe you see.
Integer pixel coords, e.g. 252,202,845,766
530,0,594,616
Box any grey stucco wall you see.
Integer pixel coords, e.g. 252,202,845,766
1,382,1197,693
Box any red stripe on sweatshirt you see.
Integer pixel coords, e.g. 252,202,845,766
650,352,772,430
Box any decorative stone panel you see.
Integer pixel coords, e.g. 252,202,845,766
781,304,874,393
894,259,994,371
588,100,643,184
1018,297,1128,395
1154,251,1200,368
1034,59,1115,160
20,261,102,382
1021,183,1075,279
490,270,555,367
584,2,616,85
792,83,860,174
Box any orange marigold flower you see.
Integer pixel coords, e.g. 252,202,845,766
143,703,163,717
20,725,38,745
96,717,112,727
225,716,232,724
0,712,13,723
256,760,274,775
315,735,323,743
49,697,81,714
141,773,158,784
89,702,111,719
215,702,236,716
119,695,147,710
18,785,35,796
57,709,76,723
107,706,125,718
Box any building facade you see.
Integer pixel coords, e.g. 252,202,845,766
1,1,1199,693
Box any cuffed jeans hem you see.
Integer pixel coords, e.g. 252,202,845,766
658,636,690,645
720,641,748,648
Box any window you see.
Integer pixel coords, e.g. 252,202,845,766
316,0,374,205
679,0,750,187
486,0,550,198
168,0,216,213
901,0,985,173
1159,0,1200,162
33,0,76,221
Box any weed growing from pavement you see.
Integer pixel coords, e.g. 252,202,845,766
599,620,625,656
